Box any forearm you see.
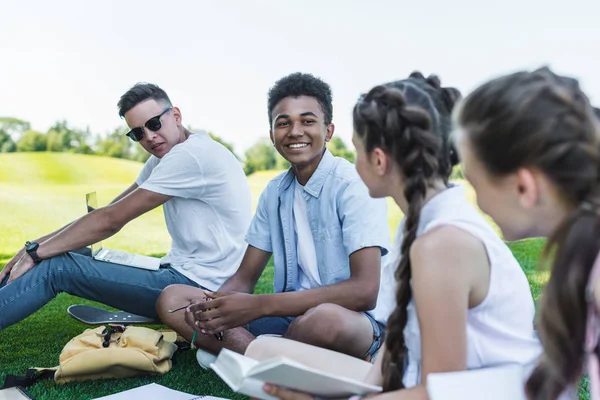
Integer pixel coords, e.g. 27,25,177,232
32,221,75,245
219,273,256,294
109,183,139,205
36,210,122,259
217,246,272,294
259,278,375,317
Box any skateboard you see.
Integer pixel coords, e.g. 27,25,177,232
67,304,157,325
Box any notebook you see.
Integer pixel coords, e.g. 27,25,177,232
86,192,161,271
0,387,35,400
426,364,528,400
92,383,230,400
211,348,382,400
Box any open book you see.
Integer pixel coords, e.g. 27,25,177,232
211,349,382,400
426,364,529,400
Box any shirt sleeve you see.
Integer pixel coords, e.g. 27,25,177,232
135,155,160,186
245,185,273,252
139,147,205,199
338,179,391,256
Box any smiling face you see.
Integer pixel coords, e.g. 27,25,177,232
124,99,185,158
270,95,334,170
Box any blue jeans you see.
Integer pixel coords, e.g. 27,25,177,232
0,251,200,330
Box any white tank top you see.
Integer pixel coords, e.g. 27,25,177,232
394,185,542,387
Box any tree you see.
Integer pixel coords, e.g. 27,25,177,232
0,117,30,141
96,126,132,159
244,139,277,175
46,120,94,154
16,130,47,152
186,125,239,159
327,137,355,163
208,132,237,158
0,129,15,152
275,153,290,170
1,141,16,152
46,129,64,152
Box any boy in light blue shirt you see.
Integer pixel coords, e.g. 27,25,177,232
157,73,390,361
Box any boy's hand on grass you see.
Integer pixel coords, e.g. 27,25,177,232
0,247,27,283
190,290,264,334
6,252,35,284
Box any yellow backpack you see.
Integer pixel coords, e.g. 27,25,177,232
3,325,180,387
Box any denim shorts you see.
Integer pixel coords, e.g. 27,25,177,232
245,312,385,359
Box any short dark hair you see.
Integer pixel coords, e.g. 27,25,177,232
267,72,333,127
117,83,172,117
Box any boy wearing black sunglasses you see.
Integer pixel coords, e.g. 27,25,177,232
0,83,252,330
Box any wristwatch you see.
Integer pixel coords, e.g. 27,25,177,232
25,241,42,264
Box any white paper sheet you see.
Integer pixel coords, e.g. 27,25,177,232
92,383,230,400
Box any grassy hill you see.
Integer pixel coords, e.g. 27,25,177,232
0,153,168,258
0,152,141,186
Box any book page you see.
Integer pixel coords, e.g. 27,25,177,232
237,377,279,400
247,357,382,397
0,387,34,400
92,383,230,400
210,348,260,389
426,364,527,400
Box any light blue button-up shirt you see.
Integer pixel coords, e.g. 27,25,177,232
246,149,390,293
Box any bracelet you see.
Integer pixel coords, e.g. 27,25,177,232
191,331,197,350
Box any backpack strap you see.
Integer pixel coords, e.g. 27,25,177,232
2,368,56,389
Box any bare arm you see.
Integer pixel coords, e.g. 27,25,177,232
35,183,139,243
36,187,171,259
219,245,273,293
193,246,382,334
259,246,381,316
0,183,142,281
108,183,139,205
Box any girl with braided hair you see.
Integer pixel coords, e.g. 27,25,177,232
247,72,541,400
455,67,600,400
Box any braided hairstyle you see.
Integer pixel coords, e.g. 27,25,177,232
353,72,461,391
455,67,600,399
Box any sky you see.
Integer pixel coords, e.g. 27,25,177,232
1,0,599,153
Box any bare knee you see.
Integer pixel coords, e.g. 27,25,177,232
246,336,287,360
285,304,350,347
156,284,194,322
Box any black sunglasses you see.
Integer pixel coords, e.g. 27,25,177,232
126,107,173,142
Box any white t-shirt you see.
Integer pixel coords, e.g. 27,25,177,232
135,131,252,291
293,179,322,291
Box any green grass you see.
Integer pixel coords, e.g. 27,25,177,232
0,153,569,399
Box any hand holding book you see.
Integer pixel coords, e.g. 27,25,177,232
211,349,382,400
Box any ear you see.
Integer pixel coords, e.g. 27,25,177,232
324,123,335,142
515,168,539,209
172,107,183,126
269,130,275,146
371,147,390,176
